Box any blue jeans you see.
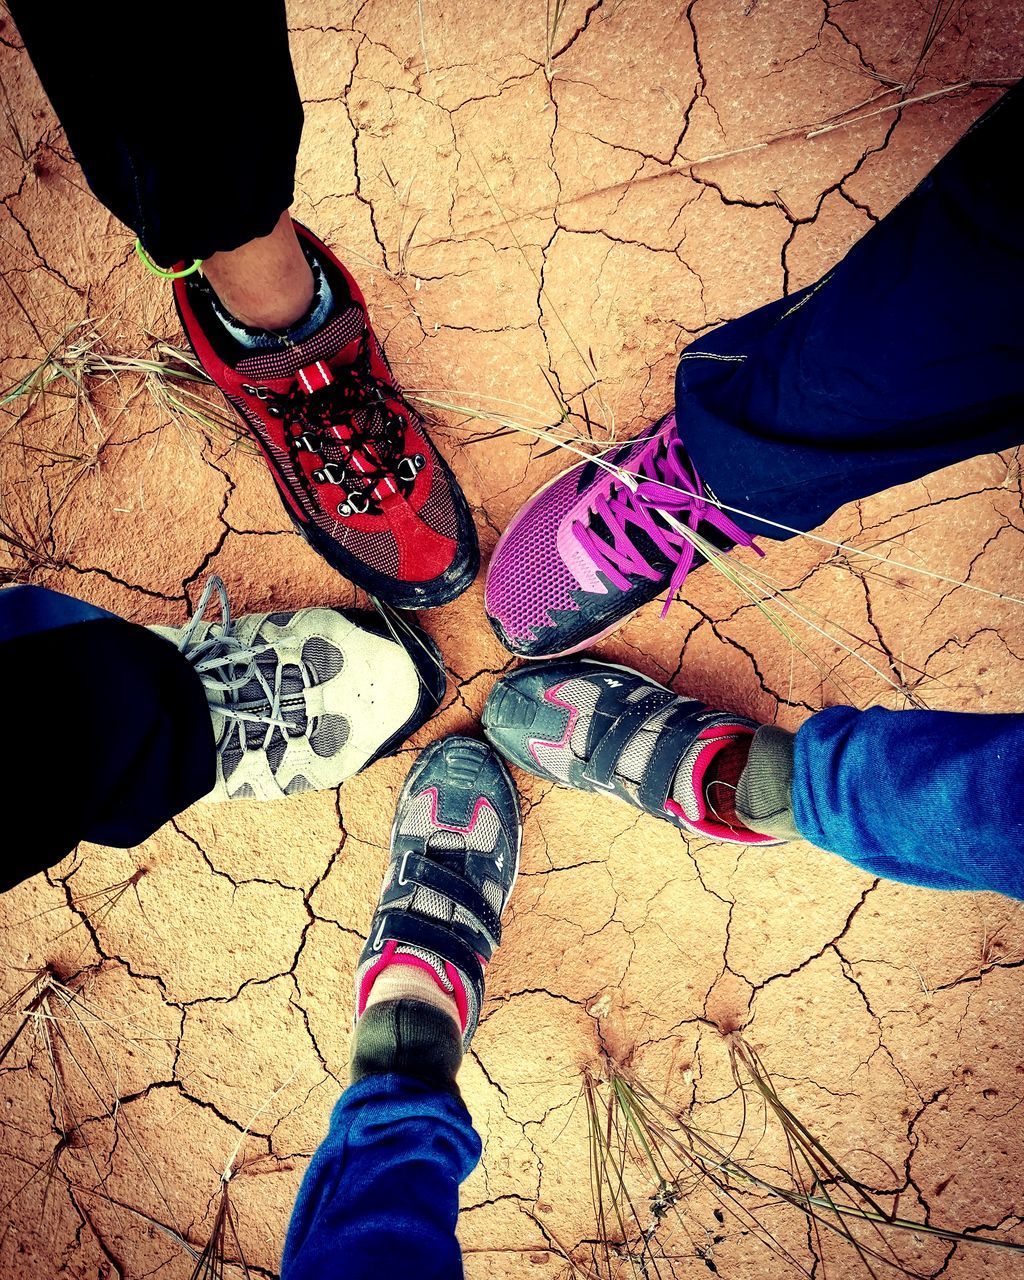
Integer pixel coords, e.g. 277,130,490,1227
795,707,1024,897
280,1074,480,1280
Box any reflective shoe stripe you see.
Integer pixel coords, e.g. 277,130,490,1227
298,360,334,394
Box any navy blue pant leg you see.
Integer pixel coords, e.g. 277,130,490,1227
0,585,215,891
281,1075,481,1280
675,82,1024,538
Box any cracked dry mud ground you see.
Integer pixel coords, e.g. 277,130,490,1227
2,2,1024,1277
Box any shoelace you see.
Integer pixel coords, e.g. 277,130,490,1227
266,355,424,516
572,432,763,617
172,577,292,743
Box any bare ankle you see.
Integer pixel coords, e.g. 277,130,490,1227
202,210,315,331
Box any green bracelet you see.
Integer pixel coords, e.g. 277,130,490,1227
134,238,203,279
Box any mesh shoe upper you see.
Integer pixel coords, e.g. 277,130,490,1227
151,577,445,801
174,221,478,609
483,659,780,845
355,737,522,1049
484,411,759,657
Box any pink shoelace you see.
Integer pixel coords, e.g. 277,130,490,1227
572,433,763,616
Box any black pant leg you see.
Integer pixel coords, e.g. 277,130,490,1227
2,618,215,892
675,81,1024,539
8,0,303,264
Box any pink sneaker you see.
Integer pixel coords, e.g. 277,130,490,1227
484,412,760,657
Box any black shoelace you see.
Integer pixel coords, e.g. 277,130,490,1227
263,352,425,517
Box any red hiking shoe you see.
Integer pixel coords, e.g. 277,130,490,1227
173,221,478,608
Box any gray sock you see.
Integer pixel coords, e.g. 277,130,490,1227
350,999,464,1090
735,725,799,840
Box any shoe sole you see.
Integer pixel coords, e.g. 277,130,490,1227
491,607,646,660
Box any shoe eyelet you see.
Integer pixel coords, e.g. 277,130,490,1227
241,383,256,395
314,462,348,486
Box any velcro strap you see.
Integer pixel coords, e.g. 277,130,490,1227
582,688,678,790
382,852,502,949
367,912,485,997
297,360,334,394
635,701,708,813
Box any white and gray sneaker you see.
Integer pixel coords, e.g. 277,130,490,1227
151,577,447,801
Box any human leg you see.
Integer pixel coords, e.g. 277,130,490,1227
484,84,1024,657
281,736,523,1278
10,4,480,606
484,660,1024,899
0,574,448,889
0,584,214,889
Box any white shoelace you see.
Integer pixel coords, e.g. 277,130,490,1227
173,577,290,743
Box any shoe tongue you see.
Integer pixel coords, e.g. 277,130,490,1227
669,736,719,823
234,302,366,381
229,648,308,734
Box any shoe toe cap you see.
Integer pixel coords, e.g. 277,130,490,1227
409,735,521,851
483,680,540,735
483,665,585,769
